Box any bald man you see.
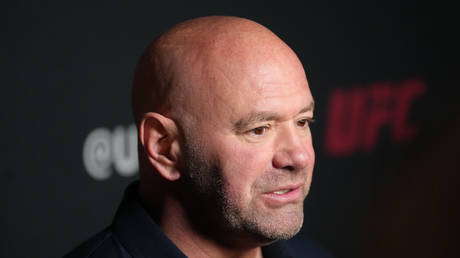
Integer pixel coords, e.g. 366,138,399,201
66,16,333,258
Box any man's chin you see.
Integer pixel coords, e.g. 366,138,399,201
253,216,303,242
225,206,304,244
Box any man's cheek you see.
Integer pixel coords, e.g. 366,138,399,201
226,146,267,173
226,150,271,191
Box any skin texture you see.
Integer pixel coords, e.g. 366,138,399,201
133,16,315,258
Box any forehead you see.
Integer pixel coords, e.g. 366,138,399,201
207,37,306,87
172,33,313,129
201,52,313,124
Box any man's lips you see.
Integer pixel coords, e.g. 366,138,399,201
261,183,304,208
264,183,303,194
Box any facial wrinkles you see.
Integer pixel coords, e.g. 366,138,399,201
200,47,312,191
174,23,303,129
164,17,313,243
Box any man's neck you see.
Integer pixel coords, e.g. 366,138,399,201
158,195,264,258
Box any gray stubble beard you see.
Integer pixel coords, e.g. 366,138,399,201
181,140,304,245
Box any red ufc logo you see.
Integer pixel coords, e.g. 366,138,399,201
324,78,426,156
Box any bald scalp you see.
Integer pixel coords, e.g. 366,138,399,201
131,16,299,125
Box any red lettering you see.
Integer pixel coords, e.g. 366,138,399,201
362,82,393,151
392,79,426,143
324,78,426,157
325,88,366,156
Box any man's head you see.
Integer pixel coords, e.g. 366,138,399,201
132,16,315,248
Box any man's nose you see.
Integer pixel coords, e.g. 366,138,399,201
272,127,313,171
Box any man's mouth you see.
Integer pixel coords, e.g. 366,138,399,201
272,189,292,195
266,183,303,195
261,183,304,208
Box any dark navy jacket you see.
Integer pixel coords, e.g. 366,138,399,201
64,183,333,258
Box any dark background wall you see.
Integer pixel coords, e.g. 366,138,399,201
3,1,457,257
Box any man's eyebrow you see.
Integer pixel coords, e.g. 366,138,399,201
298,101,315,114
233,101,315,132
233,112,279,132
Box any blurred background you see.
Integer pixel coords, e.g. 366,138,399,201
2,1,457,257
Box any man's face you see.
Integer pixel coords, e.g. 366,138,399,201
177,45,315,244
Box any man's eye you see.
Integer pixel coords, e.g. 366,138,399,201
248,126,270,136
297,118,315,127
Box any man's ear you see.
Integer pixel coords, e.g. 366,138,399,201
139,112,181,181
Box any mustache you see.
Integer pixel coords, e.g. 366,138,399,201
252,169,308,190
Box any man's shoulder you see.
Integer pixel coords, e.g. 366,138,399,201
63,227,130,258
